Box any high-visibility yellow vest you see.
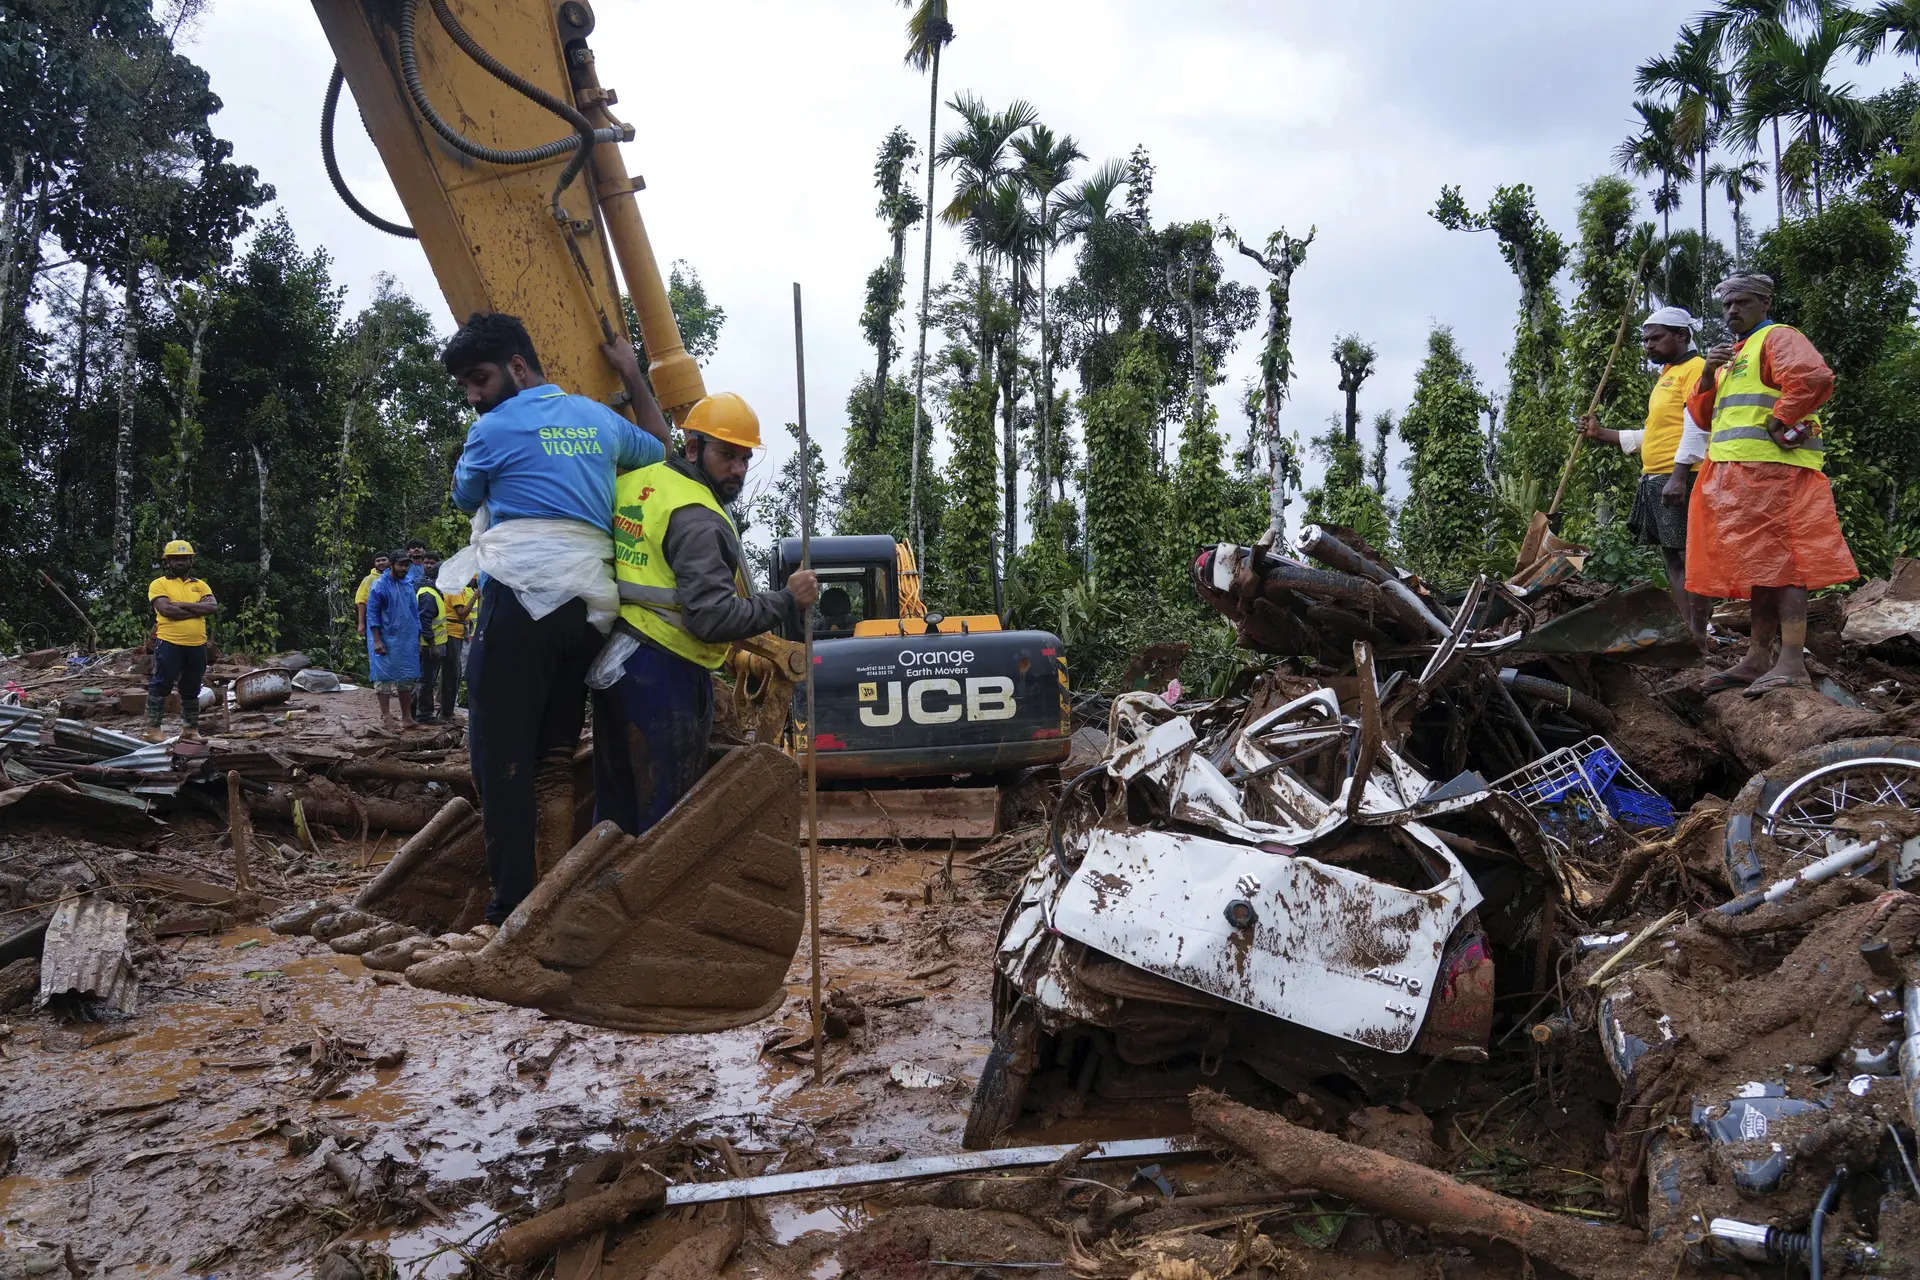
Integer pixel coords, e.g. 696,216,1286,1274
415,584,448,645
1707,323,1826,472
612,463,749,671
442,587,470,640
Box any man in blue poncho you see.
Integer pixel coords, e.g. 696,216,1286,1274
366,549,424,728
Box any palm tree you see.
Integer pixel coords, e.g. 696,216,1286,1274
897,0,954,560
1706,156,1768,263
1614,100,1691,299
1636,24,1732,312
936,93,1037,376
1011,124,1083,515
1729,11,1877,215
1705,0,1829,224
964,177,1037,563
1851,0,1920,61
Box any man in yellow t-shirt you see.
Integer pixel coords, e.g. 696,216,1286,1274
1577,306,1711,649
440,573,472,716
146,539,220,741
354,551,391,637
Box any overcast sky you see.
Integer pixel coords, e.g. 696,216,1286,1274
184,0,1908,530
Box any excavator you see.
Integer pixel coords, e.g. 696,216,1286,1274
271,0,1069,1032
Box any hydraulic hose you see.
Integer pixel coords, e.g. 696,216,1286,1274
397,0,622,170
1809,1164,1845,1280
1497,669,1617,733
322,65,417,239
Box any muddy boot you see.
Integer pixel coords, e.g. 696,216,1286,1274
145,690,168,741
180,699,201,741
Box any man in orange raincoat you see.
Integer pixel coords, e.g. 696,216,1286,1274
1684,273,1857,697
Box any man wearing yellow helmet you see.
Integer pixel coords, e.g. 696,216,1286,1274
146,539,219,741
595,393,819,836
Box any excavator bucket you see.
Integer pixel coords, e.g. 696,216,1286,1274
271,744,805,1033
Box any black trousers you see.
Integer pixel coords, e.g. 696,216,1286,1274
465,581,600,923
147,639,207,726
417,644,443,718
440,636,463,713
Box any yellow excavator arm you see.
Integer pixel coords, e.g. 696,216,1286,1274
313,0,705,415
280,1,812,1036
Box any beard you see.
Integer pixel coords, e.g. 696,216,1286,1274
713,477,744,504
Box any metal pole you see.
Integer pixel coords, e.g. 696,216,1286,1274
794,282,824,1085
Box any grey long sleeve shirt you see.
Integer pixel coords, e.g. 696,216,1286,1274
660,457,799,643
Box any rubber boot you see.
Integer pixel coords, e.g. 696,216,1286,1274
179,698,201,742
145,691,168,743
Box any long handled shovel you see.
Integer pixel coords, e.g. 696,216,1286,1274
1513,244,1655,572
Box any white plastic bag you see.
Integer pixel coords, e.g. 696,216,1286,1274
585,630,640,690
438,503,620,634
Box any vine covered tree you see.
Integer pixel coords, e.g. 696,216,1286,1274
1233,223,1315,541
1433,183,1570,538
1397,327,1494,583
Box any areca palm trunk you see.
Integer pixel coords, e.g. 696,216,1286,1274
1699,138,1710,314
1773,119,1784,223
1036,201,1050,512
908,42,941,560
1000,319,1017,569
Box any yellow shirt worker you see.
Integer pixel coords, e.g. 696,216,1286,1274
145,539,220,740
1576,306,1712,649
354,552,391,636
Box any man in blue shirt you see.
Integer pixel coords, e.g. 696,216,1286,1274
443,311,670,924
403,539,428,585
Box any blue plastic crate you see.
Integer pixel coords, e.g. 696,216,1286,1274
1603,784,1675,829
1577,743,1624,793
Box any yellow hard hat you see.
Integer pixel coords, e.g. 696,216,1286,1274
683,392,761,451
163,539,195,557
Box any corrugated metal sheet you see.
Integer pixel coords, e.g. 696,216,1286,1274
37,896,139,1014
0,705,156,764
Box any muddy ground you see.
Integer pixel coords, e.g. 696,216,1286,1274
3,651,1917,1278
0,691,1607,1278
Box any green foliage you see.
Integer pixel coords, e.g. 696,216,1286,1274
1397,328,1496,585
1166,374,1253,586
1560,176,1654,545
931,380,999,613
1302,428,1391,549
1082,334,1166,592
225,592,282,658
840,374,933,542
1435,183,1571,546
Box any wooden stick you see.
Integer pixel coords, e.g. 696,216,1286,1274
1192,1091,1642,1279
794,280,825,1087
1546,240,1658,518
485,1167,666,1265
225,770,254,895
38,570,97,651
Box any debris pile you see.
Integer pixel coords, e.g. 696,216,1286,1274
931,525,1920,1275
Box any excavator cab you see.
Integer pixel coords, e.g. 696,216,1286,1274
772,535,901,641
770,537,1071,839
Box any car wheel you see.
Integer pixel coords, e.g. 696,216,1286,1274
962,1002,1040,1150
